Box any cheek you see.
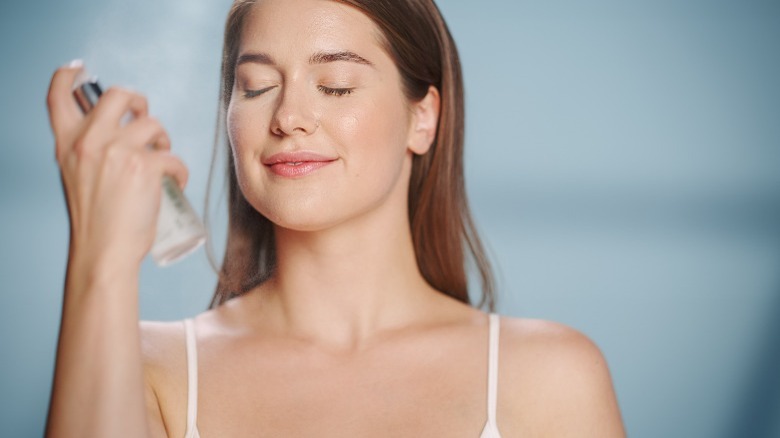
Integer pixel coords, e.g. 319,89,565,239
336,112,359,137
227,102,256,155
226,102,272,205
226,101,274,179
328,100,411,215
332,96,410,164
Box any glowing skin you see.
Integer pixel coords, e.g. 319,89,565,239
44,1,624,436
227,0,424,232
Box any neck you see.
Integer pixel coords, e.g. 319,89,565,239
252,195,440,350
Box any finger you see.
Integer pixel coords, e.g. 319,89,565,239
154,151,190,190
88,86,149,129
72,88,151,160
47,60,87,144
117,116,171,152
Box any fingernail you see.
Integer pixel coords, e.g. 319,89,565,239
67,59,84,69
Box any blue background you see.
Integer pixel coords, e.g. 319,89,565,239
1,0,779,436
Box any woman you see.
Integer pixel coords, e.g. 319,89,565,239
45,0,625,436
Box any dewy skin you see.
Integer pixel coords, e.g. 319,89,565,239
72,68,206,266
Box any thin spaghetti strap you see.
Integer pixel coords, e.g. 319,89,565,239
479,313,502,437
183,319,199,437
486,313,500,425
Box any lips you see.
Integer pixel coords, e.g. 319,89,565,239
262,151,337,178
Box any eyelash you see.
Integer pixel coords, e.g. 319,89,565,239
243,86,274,98
242,85,354,99
318,86,354,97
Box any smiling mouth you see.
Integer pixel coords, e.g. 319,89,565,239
266,159,336,178
262,151,338,177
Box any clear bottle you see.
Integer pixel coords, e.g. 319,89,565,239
72,69,206,266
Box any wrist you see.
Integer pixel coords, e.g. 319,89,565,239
65,248,141,297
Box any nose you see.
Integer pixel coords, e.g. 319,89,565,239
270,84,319,136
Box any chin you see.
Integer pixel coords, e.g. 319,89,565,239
254,190,397,235
248,193,343,233
266,211,341,233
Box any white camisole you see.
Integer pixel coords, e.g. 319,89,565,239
183,314,502,437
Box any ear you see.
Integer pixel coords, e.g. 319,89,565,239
407,85,440,155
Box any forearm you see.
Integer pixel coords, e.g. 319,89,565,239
46,254,149,437
44,62,181,437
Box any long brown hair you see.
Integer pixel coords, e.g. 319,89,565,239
206,0,496,311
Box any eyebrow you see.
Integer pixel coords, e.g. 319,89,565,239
309,50,373,66
235,50,374,67
236,52,274,66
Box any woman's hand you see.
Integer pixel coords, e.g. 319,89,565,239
45,60,184,437
46,60,189,269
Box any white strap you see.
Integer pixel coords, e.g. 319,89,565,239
486,313,500,424
183,318,198,436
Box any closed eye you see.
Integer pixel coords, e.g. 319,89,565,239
243,86,276,98
318,86,354,97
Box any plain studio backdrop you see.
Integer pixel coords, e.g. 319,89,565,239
1,1,778,436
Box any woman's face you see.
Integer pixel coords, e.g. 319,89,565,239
228,0,425,231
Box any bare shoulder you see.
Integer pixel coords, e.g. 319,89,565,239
139,319,189,438
139,320,188,371
498,317,607,373
497,316,626,437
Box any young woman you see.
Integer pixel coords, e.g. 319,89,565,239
45,0,625,436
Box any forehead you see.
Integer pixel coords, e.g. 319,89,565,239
239,0,384,57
